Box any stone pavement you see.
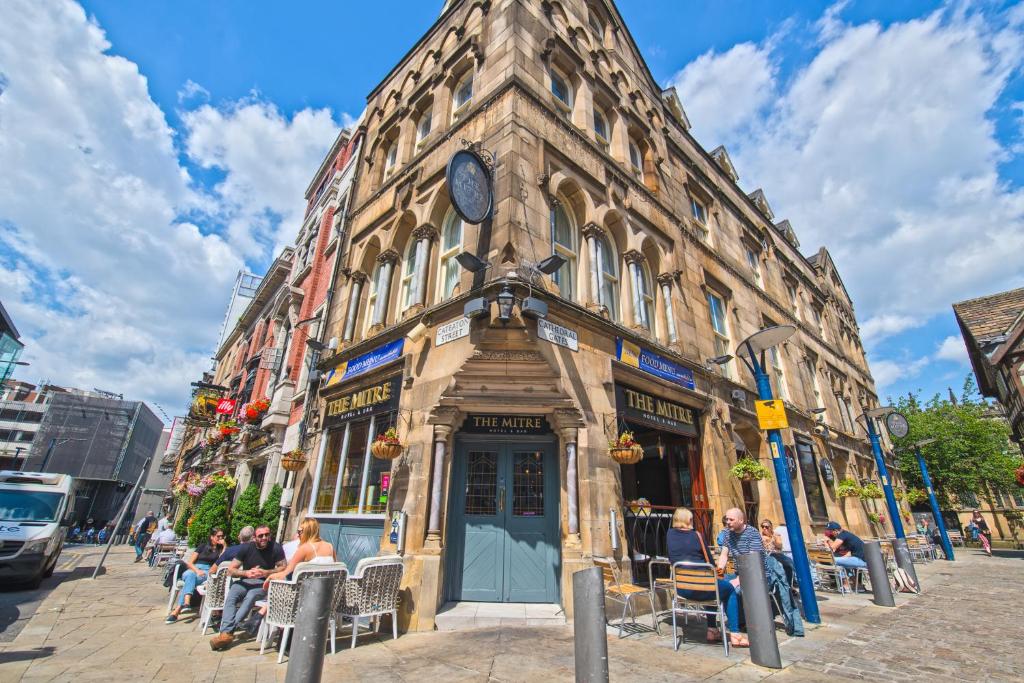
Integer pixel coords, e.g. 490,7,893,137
0,544,1019,682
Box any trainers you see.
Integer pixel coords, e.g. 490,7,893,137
165,614,178,624
209,632,234,651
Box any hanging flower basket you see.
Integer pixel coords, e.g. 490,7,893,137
207,430,225,446
905,488,928,505
608,431,642,465
219,420,241,438
242,398,271,423
729,457,773,482
371,428,404,460
281,448,308,472
835,478,861,498
858,482,884,500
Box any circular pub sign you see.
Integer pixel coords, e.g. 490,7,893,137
885,411,910,439
446,149,493,224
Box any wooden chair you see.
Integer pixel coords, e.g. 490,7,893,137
946,530,965,547
594,557,658,638
807,547,847,595
670,561,729,657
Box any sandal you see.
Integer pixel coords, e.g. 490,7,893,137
706,628,722,643
729,634,750,648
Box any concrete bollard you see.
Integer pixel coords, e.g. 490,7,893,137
285,576,333,683
863,541,895,607
573,567,609,683
735,554,782,669
891,539,920,590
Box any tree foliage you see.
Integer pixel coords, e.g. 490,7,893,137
188,483,231,547
230,484,262,542
260,484,283,537
891,376,1022,507
173,500,192,538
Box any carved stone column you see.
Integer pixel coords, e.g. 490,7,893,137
658,272,678,344
582,222,604,310
370,249,399,329
342,271,367,343
426,423,452,543
410,224,438,310
624,249,646,329
561,427,580,536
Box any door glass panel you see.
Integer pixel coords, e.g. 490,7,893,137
465,451,498,515
512,451,544,517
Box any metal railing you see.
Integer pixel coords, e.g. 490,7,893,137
623,503,714,584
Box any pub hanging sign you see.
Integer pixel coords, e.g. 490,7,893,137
462,414,551,435
323,375,401,429
615,383,698,437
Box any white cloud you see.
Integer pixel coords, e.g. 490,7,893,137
0,0,342,415
670,42,776,145
934,335,969,364
673,3,1024,393
177,79,210,104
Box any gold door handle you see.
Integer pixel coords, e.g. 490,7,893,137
498,487,505,512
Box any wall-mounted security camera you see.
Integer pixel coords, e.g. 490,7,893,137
520,297,548,319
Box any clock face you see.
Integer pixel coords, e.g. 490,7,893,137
886,411,910,439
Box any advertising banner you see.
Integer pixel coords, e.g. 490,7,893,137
324,338,404,388
616,338,696,390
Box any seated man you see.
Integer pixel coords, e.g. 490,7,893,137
147,525,178,566
210,525,285,651
716,507,770,648
210,526,254,574
823,521,866,590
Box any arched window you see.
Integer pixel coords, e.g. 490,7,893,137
597,236,618,321
364,262,382,335
550,66,573,112
452,71,474,119
437,209,463,300
400,239,418,310
550,203,577,300
593,108,610,150
416,110,432,146
383,139,398,179
628,140,643,179
634,262,655,333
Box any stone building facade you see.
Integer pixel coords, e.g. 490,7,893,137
298,0,894,630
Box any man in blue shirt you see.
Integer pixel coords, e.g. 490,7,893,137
824,521,866,591
211,526,254,573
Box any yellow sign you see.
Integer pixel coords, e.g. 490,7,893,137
755,399,789,430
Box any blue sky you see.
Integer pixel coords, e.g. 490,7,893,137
2,0,1022,416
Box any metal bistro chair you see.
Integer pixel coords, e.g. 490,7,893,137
337,556,404,649
947,530,965,547
149,543,179,568
594,557,657,638
807,547,848,595
198,570,232,635
260,562,347,663
906,536,930,563
647,556,674,635
670,561,730,657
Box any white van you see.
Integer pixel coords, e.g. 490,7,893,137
0,471,74,588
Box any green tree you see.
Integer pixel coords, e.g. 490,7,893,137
188,483,231,547
173,501,192,538
230,484,262,542
260,484,284,538
891,375,1022,507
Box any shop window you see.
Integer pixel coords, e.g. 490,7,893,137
550,202,577,300
706,290,731,378
437,209,463,300
795,439,829,523
597,235,619,321
314,412,396,515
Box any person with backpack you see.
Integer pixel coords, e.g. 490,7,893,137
971,510,992,556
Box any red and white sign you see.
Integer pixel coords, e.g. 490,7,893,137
215,399,237,415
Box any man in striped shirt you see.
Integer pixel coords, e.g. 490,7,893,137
717,507,769,575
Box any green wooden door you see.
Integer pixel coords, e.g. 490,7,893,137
447,441,559,603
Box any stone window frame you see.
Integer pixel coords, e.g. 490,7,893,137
451,69,475,122
436,208,464,302
550,197,579,302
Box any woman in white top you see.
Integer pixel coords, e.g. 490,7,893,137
264,517,336,586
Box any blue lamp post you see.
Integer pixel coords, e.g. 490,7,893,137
912,438,955,561
736,325,820,624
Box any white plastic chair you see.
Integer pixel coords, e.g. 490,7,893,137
337,555,403,648
259,562,347,663
198,570,231,635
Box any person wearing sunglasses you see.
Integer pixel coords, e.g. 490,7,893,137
165,527,226,623
210,524,286,651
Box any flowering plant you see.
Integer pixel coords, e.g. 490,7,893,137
219,420,241,437
608,431,638,449
375,427,401,444
171,471,201,497
867,511,882,525
729,457,773,481
243,398,271,422
208,471,237,490
858,482,885,500
207,431,225,446
835,478,861,498
905,488,928,505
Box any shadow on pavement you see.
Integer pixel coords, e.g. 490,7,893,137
0,646,55,664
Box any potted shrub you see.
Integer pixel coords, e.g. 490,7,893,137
867,511,881,525
859,482,884,500
608,431,642,465
281,447,308,472
371,427,404,460
835,478,861,498
905,488,928,505
729,457,773,482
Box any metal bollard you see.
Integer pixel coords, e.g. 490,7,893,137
863,542,895,607
573,567,609,683
891,539,920,590
735,554,782,669
285,576,333,683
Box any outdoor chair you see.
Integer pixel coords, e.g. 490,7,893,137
906,536,931,563
337,555,403,649
594,557,658,638
947,530,965,547
806,547,849,594
669,561,730,657
149,543,179,568
198,569,231,635
259,562,347,663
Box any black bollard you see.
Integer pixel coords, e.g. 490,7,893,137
735,554,782,669
891,539,920,591
573,567,609,683
285,576,333,683
863,541,895,607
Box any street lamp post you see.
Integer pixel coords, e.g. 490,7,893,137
736,325,820,624
912,438,954,561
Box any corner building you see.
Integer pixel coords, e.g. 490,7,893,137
305,0,895,631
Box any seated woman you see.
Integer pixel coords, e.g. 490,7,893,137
666,508,748,648
258,518,338,618
166,527,226,623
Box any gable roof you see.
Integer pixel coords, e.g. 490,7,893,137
953,287,1024,346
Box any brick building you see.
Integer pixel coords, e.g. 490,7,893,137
293,0,896,630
